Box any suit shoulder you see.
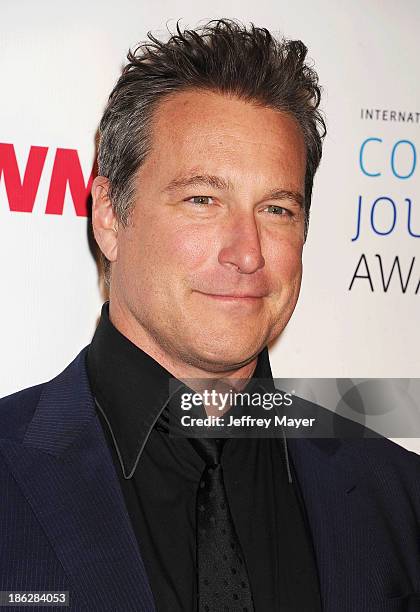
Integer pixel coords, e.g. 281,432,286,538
0,347,91,444
308,402,420,470
342,436,420,479
0,383,46,442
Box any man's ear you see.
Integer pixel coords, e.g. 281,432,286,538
91,176,118,263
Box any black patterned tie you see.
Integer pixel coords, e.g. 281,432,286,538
190,437,255,612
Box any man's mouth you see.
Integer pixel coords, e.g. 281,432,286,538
195,290,268,301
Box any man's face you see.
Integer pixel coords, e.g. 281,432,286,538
110,89,306,372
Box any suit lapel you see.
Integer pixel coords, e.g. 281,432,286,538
287,437,375,611
0,348,155,612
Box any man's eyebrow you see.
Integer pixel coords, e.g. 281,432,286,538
264,189,304,209
163,175,304,209
163,174,234,193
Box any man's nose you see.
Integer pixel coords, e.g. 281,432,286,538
218,213,265,274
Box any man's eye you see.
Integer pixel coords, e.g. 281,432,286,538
188,196,214,206
264,205,291,216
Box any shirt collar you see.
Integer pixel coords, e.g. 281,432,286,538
87,302,274,478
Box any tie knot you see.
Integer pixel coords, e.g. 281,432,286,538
189,437,225,466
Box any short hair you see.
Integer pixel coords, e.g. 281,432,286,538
97,19,326,280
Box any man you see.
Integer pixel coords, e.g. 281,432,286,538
0,19,419,612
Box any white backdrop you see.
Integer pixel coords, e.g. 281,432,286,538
1,0,419,451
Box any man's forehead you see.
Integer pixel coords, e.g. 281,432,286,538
151,88,304,141
142,90,307,196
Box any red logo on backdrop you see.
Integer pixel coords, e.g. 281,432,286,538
0,143,96,216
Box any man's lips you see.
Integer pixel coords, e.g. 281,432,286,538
194,290,268,300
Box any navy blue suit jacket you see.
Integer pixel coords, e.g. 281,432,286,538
1,347,420,611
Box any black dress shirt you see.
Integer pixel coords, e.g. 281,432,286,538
86,303,322,611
